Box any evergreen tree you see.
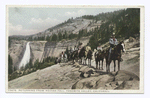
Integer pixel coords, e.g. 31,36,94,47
58,32,62,41
51,34,57,41
8,55,13,74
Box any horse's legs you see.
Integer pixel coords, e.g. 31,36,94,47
106,59,108,72
96,59,98,69
108,60,111,72
98,61,100,70
87,59,89,66
102,59,103,70
114,60,116,72
85,58,86,65
89,59,91,67
118,60,120,71
108,63,110,72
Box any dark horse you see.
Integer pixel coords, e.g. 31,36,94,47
70,50,78,64
105,41,126,73
94,50,105,70
78,46,86,65
87,49,93,67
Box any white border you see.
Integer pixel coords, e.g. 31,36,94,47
5,5,144,94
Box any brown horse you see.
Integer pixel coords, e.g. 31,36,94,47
105,41,126,73
87,49,93,67
79,46,86,65
70,50,78,64
94,50,105,70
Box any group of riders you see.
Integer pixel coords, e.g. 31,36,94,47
55,33,125,72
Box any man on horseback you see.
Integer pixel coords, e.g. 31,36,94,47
108,33,118,60
108,33,123,62
78,42,83,53
74,45,78,51
96,43,103,55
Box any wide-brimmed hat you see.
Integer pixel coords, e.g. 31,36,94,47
111,32,115,37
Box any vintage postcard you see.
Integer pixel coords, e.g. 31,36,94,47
6,5,144,93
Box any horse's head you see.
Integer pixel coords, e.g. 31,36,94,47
119,41,126,53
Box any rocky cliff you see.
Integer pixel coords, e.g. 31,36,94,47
9,36,90,68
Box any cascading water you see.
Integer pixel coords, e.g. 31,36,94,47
19,42,30,69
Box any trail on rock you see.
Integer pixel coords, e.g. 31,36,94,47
8,39,140,90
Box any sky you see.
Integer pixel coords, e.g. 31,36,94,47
8,7,124,36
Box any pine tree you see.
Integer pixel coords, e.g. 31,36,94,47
8,55,13,74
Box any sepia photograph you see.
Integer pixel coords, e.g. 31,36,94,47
6,5,144,93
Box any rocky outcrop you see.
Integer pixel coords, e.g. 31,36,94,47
72,63,140,90
129,37,136,42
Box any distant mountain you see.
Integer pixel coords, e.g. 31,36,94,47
9,8,140,48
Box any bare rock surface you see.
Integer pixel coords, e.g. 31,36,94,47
8,38,140,90
72,70,139,90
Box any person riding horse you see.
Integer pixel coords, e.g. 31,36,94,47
108,33,123,62
74,45,78,51
96,43,103,55
108,33,118,60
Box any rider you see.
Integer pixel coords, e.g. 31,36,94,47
108,33,118,60
78,42,83,53
70,47,73,53
74,45,78,51
96,43,102,54
85,43,91,58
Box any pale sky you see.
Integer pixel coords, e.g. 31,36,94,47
8,7,124,36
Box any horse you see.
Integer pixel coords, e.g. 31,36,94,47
87,49,93,67
105,41,126,73
94,50,105,70
55,57,61,64
78,46,86,65
70,50,78,64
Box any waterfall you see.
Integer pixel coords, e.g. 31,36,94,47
19,42,31,69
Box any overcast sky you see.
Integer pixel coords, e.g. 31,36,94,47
8,7,124,36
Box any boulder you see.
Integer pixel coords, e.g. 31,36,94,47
72,74,114,89
71,68,80,72
73,62,83,68
79,66,89,72
129,37,136,42
115,80,139,90
72,76,98,89
115,70,139,81
96,75,115,88
79,67,95,78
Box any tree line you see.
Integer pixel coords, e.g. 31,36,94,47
88,8,140,50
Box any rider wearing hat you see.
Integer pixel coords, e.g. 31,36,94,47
108,33,118,60
109,33,118,49
108,33,123,61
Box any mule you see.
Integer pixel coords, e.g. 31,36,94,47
105,41,126,73
78,46,86,65
94,50,105,70
70,50,78,64
87,49,93,67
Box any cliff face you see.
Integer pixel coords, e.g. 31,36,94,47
8,40,27,69
41,36,90,58
9,36,90,68
29,41,47,63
